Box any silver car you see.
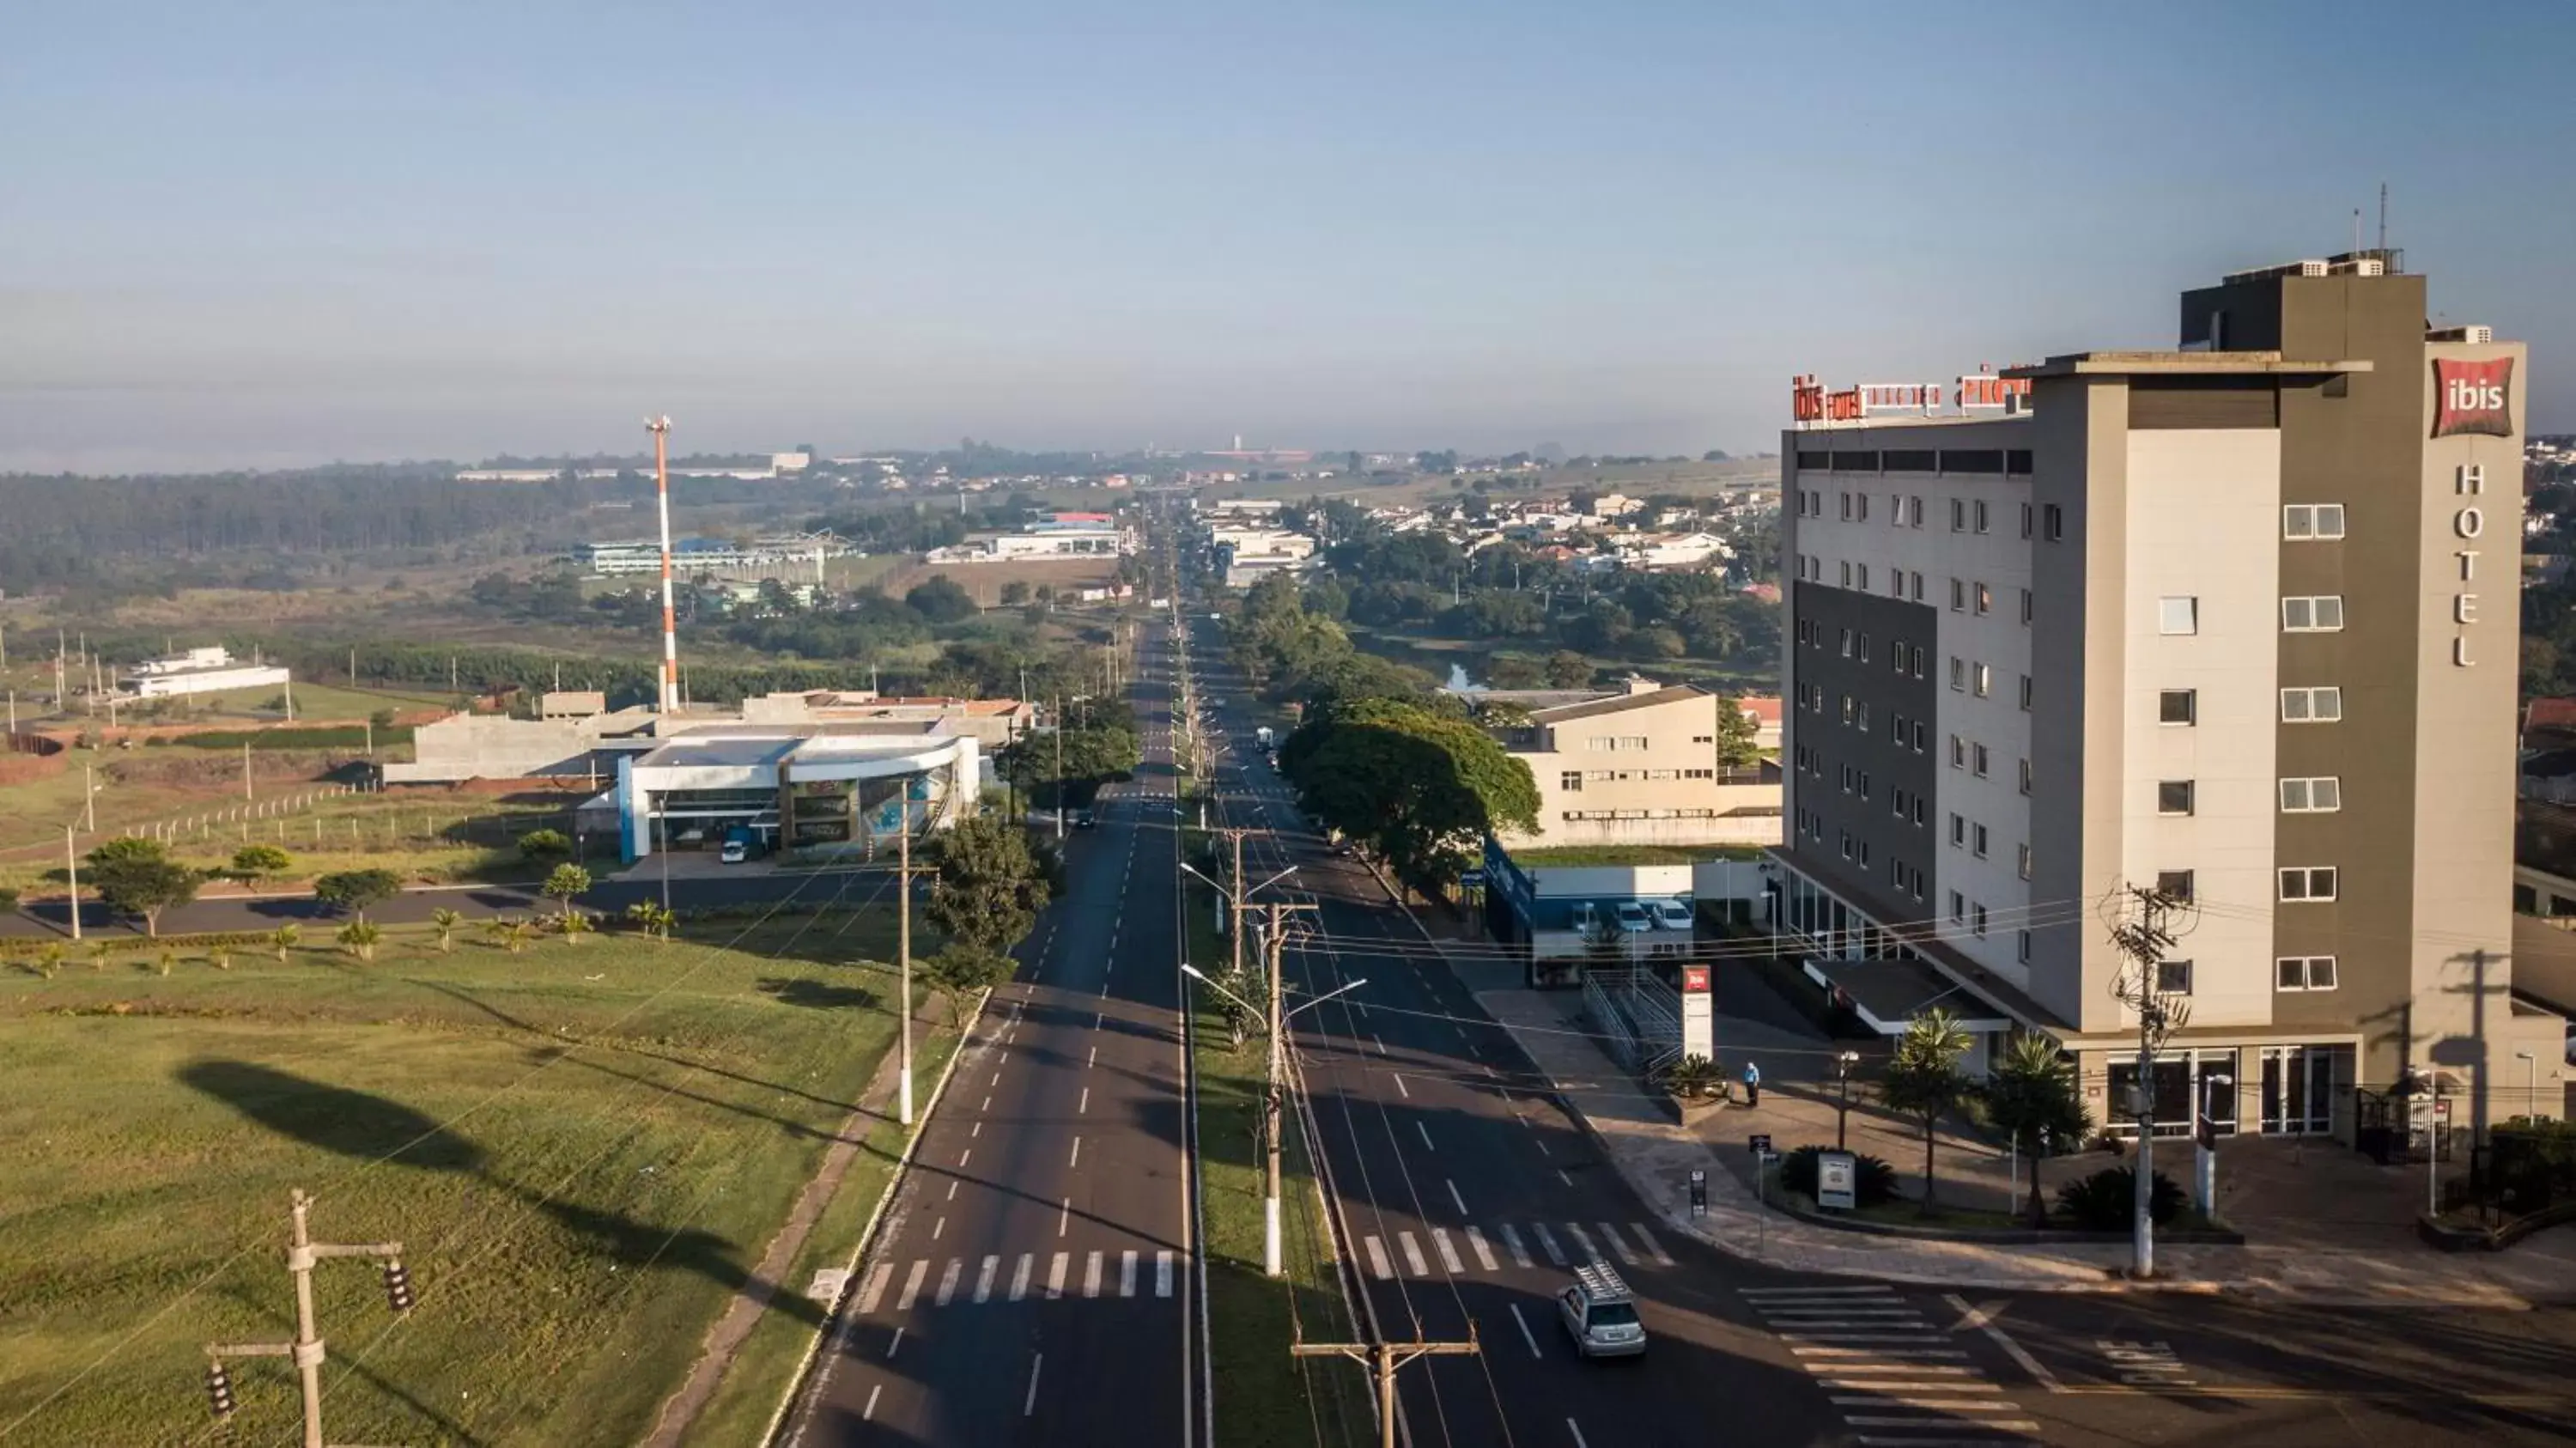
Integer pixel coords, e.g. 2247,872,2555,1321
1558,1262,1647,1359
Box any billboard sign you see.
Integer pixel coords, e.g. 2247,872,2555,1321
2433,357,2514,438
1817,1151,1858,1210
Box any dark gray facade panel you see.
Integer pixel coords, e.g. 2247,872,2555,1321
1788,581,1939,909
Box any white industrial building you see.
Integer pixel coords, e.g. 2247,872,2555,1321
120,646,291,699
614,726,981,862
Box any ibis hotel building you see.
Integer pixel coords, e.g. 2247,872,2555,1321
1775,256,2561,1143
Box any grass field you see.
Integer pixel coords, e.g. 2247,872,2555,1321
0,902,920,1447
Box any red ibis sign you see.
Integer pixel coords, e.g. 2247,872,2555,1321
1680,964,1710,995
2433,357,2513,438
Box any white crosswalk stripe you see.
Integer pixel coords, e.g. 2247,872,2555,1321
1531,1222,1567,1267
1084,1250,1103,1299
1156,1250,1176,1298
1121,1250,1139,1298
1499,1223,1532,1269
1464,1225,1498,1272
1629,1222,1674,1266
896,1260,929,1311
1431,1228,1464,1275
1398,1232,1431,1277
1047,1252,1068,1300
974,1255,999,1304
856,1262,894,1313
1364,1236,1394,1280
1008,1253,1032,1302
1562,1223,1601,1265
1745,1286,2034,1443
1594,1221,1637,1267
935,1259,962,1307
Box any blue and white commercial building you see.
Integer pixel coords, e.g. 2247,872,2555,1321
615,725,981,862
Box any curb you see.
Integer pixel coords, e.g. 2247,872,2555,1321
760,988,994,1448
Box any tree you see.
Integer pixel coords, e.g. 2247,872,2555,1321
430,906,462,953
1543,650,1595,689
1279,697,1539,897
518,829,572,862
313,868,402,923
1659,1054,1724,1101
1983,1032,2092,1225
625,900,677,943
926,815,1053,958
37,942,64,978
906,575,978,624
484,916,536,954
86,837,198,937
1877,1007,1975,1213
999,580,1032,606
0,885,18,916
1710,694,1763,769
337,920,383,961
921,944,1015,1025
232,843,295,885
270,924,300,962
541,863,592,927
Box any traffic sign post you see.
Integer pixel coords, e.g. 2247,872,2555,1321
1688,1168,1707,1219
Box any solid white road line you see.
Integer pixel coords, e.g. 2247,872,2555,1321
1851,1439,2040,1447
863,1384,881,1421
1566,1419,1589,1448
934,1259,962,1307
1009,1253,1033,1301
1121,1250,1139,1298
1024,1354,1043,1415
1465,1225,1498,1271
1048,1251,1068,1299
974,1255,999,1304
1415,1122,1435,1152
1845,1425,2040,1438
1156,1249,1176,1298
1500,1223,1534,1269
1629,1222,1674,1266
895,1260,928,1311
1446,1179,1468,1216
1085,1251,1104,1298
1398,1232,1431,1277
1431,1228,1465,1275
1780,1334,1955,1344
1532,1222,1567,1267
1365,1237,1393,1280
1508,1304,1541,1358
856,1262,893,1314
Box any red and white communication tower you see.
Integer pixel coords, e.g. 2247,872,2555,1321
647,415,680,714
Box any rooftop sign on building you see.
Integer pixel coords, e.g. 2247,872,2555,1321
1791,368,2032,427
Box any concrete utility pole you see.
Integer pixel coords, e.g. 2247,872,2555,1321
1054,694,1066,839
647,414,681,715
1256,899,1317,1277
64,825,81,942
1291,1334,1480,1448
2105,882,2196,1281
894,821,938,1128
201,1189,410,1448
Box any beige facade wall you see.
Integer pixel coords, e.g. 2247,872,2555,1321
1504,690,1783,848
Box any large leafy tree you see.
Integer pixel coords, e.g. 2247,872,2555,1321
313,868,402,923
1983,1032,2092,1226
1878,1007,1976,1213
926,814,1053,958
1711,694,1764,769
85,837,199,937
1279,697,1539,897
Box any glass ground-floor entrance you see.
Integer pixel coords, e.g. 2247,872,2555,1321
2259,1044,2346,1136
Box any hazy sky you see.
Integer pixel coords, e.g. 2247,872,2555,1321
4,2,2568,472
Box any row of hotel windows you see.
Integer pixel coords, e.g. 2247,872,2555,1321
1792,448,2035,477
2158,593,2347,634
1795,502,2348,594
2155,866,2342,903
2119,955,2340,996
2159,685,2343,725
1558,768,1722,788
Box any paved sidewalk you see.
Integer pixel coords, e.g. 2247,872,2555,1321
1428,939,2569,1307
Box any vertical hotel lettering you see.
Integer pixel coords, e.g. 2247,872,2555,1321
2454,465,2482,666
2433,356,2515,667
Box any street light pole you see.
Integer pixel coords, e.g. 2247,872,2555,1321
2195,1072,2233,1217
1834,1049,1858,1150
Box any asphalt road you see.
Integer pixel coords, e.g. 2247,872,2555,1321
1187,618,2576,1448
777,634,1198,1446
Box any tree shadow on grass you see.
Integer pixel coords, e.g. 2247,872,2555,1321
757,976,879,1011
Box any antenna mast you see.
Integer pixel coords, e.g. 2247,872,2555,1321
647,416,680,715
2378,180,2388,252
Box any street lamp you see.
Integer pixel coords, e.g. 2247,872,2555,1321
1181,963,1365,1278
2194,1071,2233,1217
1833,1049,1860,1150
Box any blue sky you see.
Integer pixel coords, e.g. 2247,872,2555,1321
3,2,2567,472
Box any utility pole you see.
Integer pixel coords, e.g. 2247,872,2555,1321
1256,898,1317,1276
1291,1332,1480,1448
1054,693,1066,840
201,1189,411,1448
64,825,81,941
2104,882,2196,1281
244,739,255,800
894,822,937,1127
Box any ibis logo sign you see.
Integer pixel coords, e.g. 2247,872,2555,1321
2433,357,2514,438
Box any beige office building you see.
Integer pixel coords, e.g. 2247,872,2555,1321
1499,681,1781,850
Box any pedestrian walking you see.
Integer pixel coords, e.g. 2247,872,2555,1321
1741,1059,1762,1108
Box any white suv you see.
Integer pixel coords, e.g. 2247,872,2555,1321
1558,1262,1647,1359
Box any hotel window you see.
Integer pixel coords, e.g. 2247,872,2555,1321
1972,743,1990,777
1856,703,1870,732
2018,757,2032,795
1857,631,1871,662
2279,866,2340,902
1888,569,1905,599
1891,648,1907,677
1949,890,1965,923
2155,869,2195,902
2017,843,2033,879
1972,824,1989,858
2281,686,2343,723
1889,712,1905,743
1856,495,1870,522
1950,812,1966,846
1973,903,1989,936
2281,596,2345,632
1561,771,1583,791
1951,498,1967,532
2158,780,2196,816
1950,577,1966,611
1839,694,1854,725
1839,627,1852,657
1859,770,1872,800
1893,788,1909,818
1856,563,1871,591
1840,764,1855,792
1908,496,1924,527
2156,959,2195,995
1975,582,1991,615
1973,663,1991,697
2018,673,2032,711
1913,796,1928,824
1839,560,1852,587
2279,776,2342,812
2018,928,2032,963
1950,734,1966,769
1838,492,1852,520
2043,503,2063,541
1974,500,1990,534
2160,689,2197,726
2020,502,2034,539
1950,656,1965,691
2276,955,2339,991
2020,587,2033,624
2158,596,2198,635
1910,571,1925,602
1911,644,1928,678
1840,830,1853,860
1912,721,1929,752
2283,504,2346,541
1889,493,1903,525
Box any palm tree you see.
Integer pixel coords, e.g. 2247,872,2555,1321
624,900,676,943
1878,1007,1975,1213
37,943,64,979
431,907,462,953
1658,1053,1726,1101
337,920,383,962
270,924,301,964
1983,1031,2092,1226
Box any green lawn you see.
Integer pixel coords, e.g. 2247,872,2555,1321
0,910,913,1447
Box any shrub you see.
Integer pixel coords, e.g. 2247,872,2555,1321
1658,1054,1725,1101
518,829,573,861
1776,1145,1901,1208
0,885,19,914
2055,1165,2185,1230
